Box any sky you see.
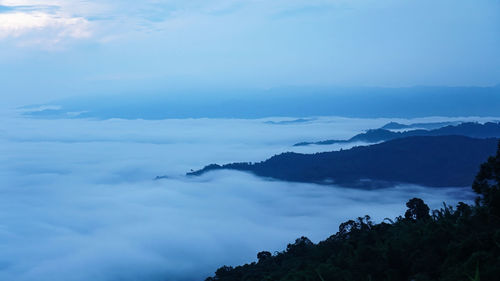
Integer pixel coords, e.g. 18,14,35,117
1,0,499,107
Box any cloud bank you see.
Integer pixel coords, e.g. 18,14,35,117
0,115,485,280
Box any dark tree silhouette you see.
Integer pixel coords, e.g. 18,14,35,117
257,251,272,263
286,236,313,256
404,198,431,220
472,141,500,217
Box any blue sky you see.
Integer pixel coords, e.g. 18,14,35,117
1,0,499,106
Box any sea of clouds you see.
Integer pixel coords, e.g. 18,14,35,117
0,114,493,281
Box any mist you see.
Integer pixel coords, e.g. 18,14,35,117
0,114,487,281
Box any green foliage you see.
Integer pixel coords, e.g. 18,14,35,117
467,263,480,281
206,141,500,281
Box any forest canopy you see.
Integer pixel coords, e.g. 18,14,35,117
206,141,500,281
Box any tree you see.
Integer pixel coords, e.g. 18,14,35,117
472,141,500,217
257,251,272,263
215,266,233,276
404,198,430,220
338,220,357,238
286,236,313,255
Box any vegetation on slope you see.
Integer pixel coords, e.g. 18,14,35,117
189,136,499,188
205,141,500,281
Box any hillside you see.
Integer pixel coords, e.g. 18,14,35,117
188,136,499,188
294,122,500,146
205,142,500,281
380,121,461,130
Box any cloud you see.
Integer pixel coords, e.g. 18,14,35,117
0,114,482,280
0,1,91,46
0,12,91,39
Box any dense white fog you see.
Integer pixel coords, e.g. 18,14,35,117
0,114,492,281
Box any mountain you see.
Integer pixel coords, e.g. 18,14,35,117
22,85,500,119
294,122,500,146
205,144,500,281
188,136,499,188
380,121,461,130
264,118,315,125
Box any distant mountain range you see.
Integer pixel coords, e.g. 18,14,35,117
294,122,500,146
380,121,462,130
264,118,315,125
187,136,499,188
22,85,500,119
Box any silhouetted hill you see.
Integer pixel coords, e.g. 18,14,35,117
264,118,315,125
294,122,500,146
205,144,500,281
380,121,461,130
188,136,499,188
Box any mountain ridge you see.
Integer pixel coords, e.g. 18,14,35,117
187,136,499,188
294,122,500,146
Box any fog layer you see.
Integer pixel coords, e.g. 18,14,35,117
0,115,489,281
